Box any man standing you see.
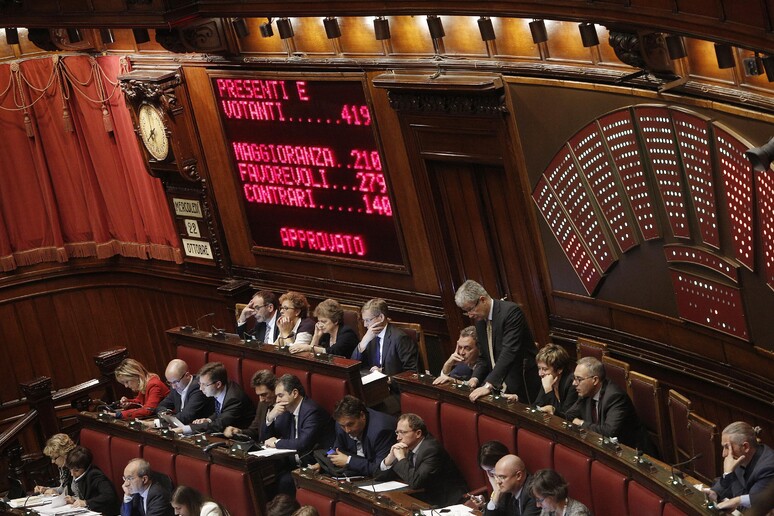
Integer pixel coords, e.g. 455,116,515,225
432,326,481,386
484,454,540,516
564,357,654,454
155,359,214,424
706,421,774,511
328,395,397,477
352,298,417,389
236,290,280,342
376,413,468,507
224,369,277,442
454,280,540,404
120,458,173,516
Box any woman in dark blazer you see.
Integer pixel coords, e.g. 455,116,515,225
290,298,359,358
534,344,578,419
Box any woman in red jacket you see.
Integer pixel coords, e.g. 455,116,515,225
114,358,169,419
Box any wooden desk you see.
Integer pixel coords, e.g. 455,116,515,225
393,372,715,516
166,327,388,406
79,412,281,515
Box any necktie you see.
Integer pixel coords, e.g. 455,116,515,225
407,450,415,466
592,399,599,424
356,439,364,457
215,399,222,417
291,413,298,439
373,336,382,367
512,494,521,516
487,320,495,368
264,323,272,343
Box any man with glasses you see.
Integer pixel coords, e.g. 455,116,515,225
154,358,214,425
484,454,539,516
454,280,540,405
376,413,468,507
352,298,417,393
120,458,173,516
565,356,655,454
236,290,280,342
174,361,255,434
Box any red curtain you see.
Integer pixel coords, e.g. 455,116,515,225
0,55,181,271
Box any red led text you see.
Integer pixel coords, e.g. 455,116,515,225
356,172,387,194
280,227,366,256
340,105,372,125
350,149,382,171
362,194,393,216
216,79,290,100
244,185,316,208
233,142,336,167
220,100,286,121
239,164,329,189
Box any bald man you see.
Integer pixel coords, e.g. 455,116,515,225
155,359,214,424
485,454,540,516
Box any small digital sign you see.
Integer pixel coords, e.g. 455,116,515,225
212,76,404,267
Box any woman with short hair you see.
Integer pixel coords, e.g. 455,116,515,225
274,291,315,347
34,433,77,495
290,298,358,357
529,469,591,516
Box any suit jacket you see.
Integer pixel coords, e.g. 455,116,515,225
156,375,214,425
240,400,271,441
539,497,591,516
565,378,654,453
375,435,468,507
263,397,334,463
483,479,541,516
119,375,170,420
472,300,541,404
73,465,120,516
192,381,256,433
711,444,774,506
121,481,174,516
319,324,359,358
333,408,397,477
237,311,279,342
534,373,578,419
352,323,418,379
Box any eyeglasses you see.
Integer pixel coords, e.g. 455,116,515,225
363,314,381,326
461,297,482,315
200,380,218,388
166,372,189,386
280,305,297,312
395,429,413,435
122,475,135,482
535,495,546,504
252,303,269,310
572,375,596,383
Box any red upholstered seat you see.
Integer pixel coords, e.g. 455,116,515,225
177,346,208,375
142,446,177,485
310,374,350,415
79,428,111,476
399,392,441,443
516,429,553,472
662,503,689,516
210,464,256,516
477,415,517,489
553,444,592,512
276,365,311,395
576,337,607,360
297,487,336,516
241,358,275,403
602,355,632,398
590,461,627,516
109,437,143,487
174,455,210,495
440,403,479,491
334,503,372,516
208,352,241,385
627,480,663,516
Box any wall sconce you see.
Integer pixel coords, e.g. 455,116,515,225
745,137,774,171
478,17,496,42
99,28,115,44
578,23,599,47
427,15,445,40
4,28,19,45
762,55,774,82
665,35,686,60
132,28,151,44
66,28,82,43
529,19,548,44
260,19,273,38
324,17,341,39
277,18,294,40
714,43,735,69
232,18,250,39
374,16,390,41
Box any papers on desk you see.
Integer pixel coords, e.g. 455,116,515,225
35,505,101,516
9,495,54,508
418,504,474,515
361,369,387,385
358,480,408,492
249,448,297,458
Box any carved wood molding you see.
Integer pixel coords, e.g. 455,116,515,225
386,90,507,116
119,69,182,114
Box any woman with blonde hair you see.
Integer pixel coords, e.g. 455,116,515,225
274,291,315,347
34,433,76,495
113,358,169,419
290,298,358,357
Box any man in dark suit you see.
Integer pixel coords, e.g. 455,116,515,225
327,395,397,477
484,454,540,516
64,446,120,516
154,359,214,424
375,413,468,507
351,298,417,392
120,458,173,516
706,421,774,511
236,290,280,342
565,357,655,454
263,373,335,493
455,280,540,404
173,361,255,435
224,369,277,442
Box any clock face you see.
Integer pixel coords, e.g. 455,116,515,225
138,103,170,161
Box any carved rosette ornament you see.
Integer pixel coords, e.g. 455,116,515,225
120,72,181,114
93,347,129,377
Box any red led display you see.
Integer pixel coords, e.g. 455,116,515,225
213,77,403,265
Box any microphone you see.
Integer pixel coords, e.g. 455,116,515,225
670,452,703,486
195,313,215,333
202,441,229,454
